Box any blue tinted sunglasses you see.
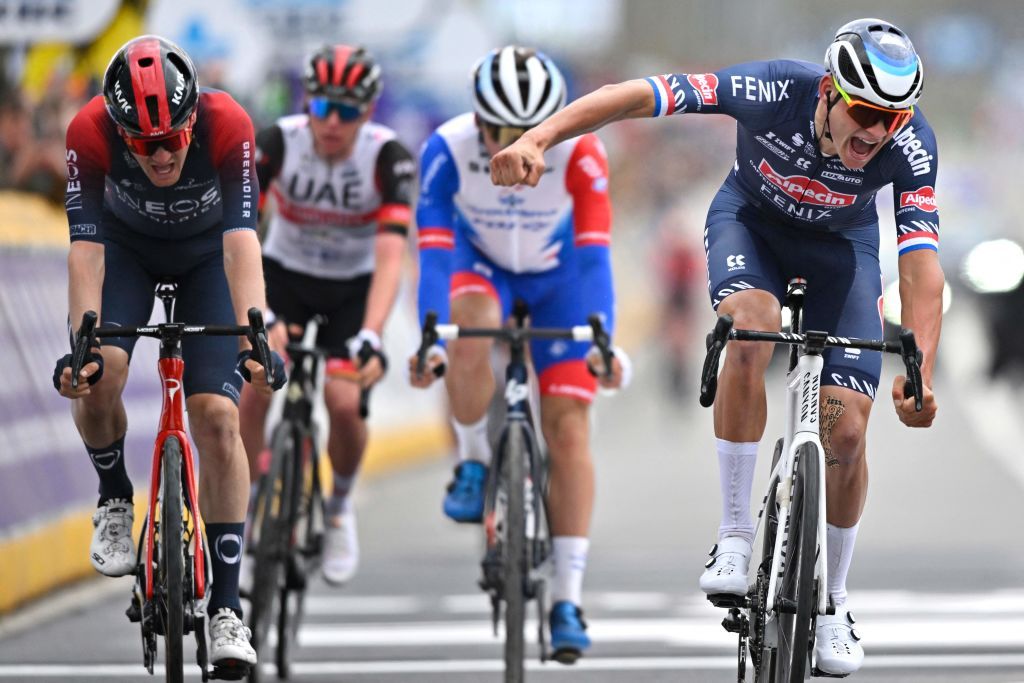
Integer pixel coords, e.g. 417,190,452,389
308,97,365,122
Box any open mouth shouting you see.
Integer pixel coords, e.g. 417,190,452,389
846,134,881,166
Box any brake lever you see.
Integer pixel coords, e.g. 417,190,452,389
416,312,439,377
587,314,614,379
70,311,98,390
247,308,275,387
899,329,924,412
699,315,734,408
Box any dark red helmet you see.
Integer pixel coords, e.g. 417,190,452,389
102,35,199,137
302,44,382,105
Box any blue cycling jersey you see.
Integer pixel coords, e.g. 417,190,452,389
645,60,939,255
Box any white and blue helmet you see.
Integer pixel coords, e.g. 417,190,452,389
825,18,924,110
471,45,566,127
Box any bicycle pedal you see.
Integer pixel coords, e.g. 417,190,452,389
706,592,746,609
721,607,747,634
125,601,142,623
811,667,850,679
551,647,582,665
209,660,251,680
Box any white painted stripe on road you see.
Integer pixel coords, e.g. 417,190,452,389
289,616,1024,649
3,654,1024,677
303,595,425,616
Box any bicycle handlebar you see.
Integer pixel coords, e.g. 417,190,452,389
415,310,615,378
698,314,925,411
70,307,275,388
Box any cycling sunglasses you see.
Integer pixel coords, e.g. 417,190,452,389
308,96,366,122
483,122,528,147
121,127,193,156
832,77,913,136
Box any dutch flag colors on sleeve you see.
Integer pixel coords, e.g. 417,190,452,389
896,227,939,255
645,75,680,117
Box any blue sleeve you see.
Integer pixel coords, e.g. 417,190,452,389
644,59,820,130
415,132,460,329
576,244,615,337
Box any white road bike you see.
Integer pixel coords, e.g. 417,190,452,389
698,278,924,682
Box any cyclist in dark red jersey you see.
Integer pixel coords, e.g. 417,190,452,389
52,35,285,669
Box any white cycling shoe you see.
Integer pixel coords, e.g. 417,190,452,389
813,609,864,677
90,498,136,577
209,608,257,667
322,510,359,586
699,536,752,597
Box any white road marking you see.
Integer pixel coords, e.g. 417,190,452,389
3,653,1024,677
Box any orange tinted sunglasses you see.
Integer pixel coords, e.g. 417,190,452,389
832,77,913,135
121,126,194,156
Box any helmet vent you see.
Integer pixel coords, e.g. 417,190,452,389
145,95,161,129
167,53,188,75
137,57,154,68
837,47,864,89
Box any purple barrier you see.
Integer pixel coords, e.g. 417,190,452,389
0,247,160,533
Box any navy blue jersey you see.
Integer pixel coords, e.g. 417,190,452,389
645,60,939,256
64,90,258,246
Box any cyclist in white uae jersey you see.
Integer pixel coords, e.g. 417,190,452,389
491,20,943,677
238,44,414,586
408,46,629,663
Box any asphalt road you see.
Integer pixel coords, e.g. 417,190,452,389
2,305,1023,682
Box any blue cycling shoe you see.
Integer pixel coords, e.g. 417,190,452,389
549,600,590,664
442,460,488,523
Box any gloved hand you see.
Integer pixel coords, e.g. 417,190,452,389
236,349,287,391
345,328,388,387
408,344,447,388
586,345,633,394
53,347,104,396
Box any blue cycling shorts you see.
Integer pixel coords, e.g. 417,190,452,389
451,239,598,403
101,229,243,403
704,185,884,400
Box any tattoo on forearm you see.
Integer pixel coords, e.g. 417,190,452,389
820,396,845,468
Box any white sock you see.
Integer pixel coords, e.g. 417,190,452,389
325,474,355,517
716,439,757,544
826,522,859,608
453,415,492,465
550,536,589,606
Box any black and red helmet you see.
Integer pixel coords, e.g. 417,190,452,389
102,35,199,137
302,44,382,105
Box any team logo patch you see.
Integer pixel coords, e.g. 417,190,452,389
899,186,937,213
757,159,856,207
687,73,719,106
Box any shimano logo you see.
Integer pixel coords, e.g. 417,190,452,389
171,72,186,105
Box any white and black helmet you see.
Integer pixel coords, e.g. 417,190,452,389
471,45,566,127
824,18,923,110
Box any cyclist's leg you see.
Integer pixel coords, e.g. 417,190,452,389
700,193,784,595
176,255,253,645
440,248,510,522
75,238,155,576
526,270,598,656
800,229,881,675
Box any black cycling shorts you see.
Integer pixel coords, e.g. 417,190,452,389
263,257,370,358
101,235,243,403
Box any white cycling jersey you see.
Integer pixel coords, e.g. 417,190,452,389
257,114,413,280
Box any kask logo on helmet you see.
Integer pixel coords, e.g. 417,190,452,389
757,159,856,207
687,73,719,106
899,186,937,212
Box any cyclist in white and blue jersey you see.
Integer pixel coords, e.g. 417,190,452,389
491,19,942,676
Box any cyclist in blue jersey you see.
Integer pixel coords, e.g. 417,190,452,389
492,19,942,676
408,46,630,662
52,35,286,669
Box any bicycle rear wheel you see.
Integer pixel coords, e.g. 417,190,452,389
248,425,296,681
774,442,819,682
501,424,527,683
160,436,185,683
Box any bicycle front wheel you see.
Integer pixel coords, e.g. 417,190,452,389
501,424,527,683
774,442,820,682
160,436,185,683
248,425,296,681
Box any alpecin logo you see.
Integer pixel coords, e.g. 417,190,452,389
757,159,856,207
899,186,937,212
687,73,719,106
